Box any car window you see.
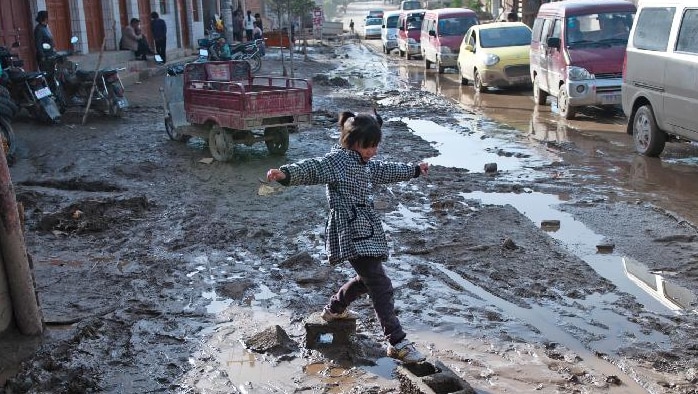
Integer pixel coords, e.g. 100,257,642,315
407,15,423,30
551,19,561,39
541,18,554,41
633,7,675,51
532,18,544,43
401,1,421,11
366,18,382,26
676,9,698,54
466,30,476,47
438,16,478,36
479,26,532,48
386,15,399,28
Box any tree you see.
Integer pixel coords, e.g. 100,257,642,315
267,0,316,76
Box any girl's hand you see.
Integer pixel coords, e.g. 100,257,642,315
266,169,286,182
418,162,429,176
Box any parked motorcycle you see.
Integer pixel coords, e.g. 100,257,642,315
0,85,18,165
42,38,128,117
0,43,61,124
203,34,264,73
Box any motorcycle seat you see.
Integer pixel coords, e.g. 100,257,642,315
6,68,43,81
75,70,96,81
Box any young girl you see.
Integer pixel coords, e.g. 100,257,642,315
266,110,429,363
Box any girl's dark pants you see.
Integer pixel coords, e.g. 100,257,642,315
327,256,406,346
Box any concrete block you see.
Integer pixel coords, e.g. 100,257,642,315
395,360,474,394
304,312,356,349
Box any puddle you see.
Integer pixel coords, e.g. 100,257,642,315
462,191,696,315
398,117,551,174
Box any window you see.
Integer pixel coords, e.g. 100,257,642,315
676,9,698,54
532,18,544,43
633,7,675,51
159,0,167,15
193,0,200,22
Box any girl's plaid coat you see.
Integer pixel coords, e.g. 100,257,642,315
279,145,420,264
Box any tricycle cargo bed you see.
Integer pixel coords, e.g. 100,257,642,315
183,61,313,130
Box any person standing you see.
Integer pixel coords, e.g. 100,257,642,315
244,10,255,42
33,10,56,71
232,11,243,42
254,13,264,33
349,19,355,35
150,12,167,62
265,110,429,364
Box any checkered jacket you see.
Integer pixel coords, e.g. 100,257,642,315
280,145,419,264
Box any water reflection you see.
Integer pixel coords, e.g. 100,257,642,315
623,257,697,312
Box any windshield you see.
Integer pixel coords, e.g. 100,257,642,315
565,12,634,47
386,15,399,28
407,15,423,30
480,26,532,48
438,16,478,36
366,18,383,26
402,1,421,10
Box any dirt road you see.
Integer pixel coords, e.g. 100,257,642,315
1,42,697,394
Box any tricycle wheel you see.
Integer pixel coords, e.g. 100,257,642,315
264,126,290,155
209,125,235,161
165,115,188,142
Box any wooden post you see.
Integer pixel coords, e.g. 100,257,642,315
0,142,43,336
82,34,108,125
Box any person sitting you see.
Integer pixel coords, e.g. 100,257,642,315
209,36,231,60
120,18,151,60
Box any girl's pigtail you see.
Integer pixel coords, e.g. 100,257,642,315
372,107,383,127
339,111,356,130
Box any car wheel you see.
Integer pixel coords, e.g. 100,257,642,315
399,49,405,57
633,105,666,157
474,70,486,93
425,56,431,69
438,62,445,74
558,89,575,119
458,64,468,85
533,75,548,105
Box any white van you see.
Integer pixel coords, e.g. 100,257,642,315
622,0,698,156
382,11,402,54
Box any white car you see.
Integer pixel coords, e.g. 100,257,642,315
364,17,383,39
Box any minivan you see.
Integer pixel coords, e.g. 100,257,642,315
420,8,479,74
382,11,402,54
400,0,422,11
622,0,698,157
530,0,636,119
396,9,426,59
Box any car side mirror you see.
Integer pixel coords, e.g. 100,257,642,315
429,30,436,37
464,44,474,52
546,37,560,49
399,26,404,31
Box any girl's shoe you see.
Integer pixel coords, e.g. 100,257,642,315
387,339,426,363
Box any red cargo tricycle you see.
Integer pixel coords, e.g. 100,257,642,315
160,60,312,161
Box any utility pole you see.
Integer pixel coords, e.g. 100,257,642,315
222,0,234,42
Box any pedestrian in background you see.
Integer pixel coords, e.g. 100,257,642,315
254,13,264,33
233,11,243,42
34,10,56,72
244,10,255,42
265,110,429,364
349,19,355,35
150,12,167,62
506,12,518,22
120,18,151,61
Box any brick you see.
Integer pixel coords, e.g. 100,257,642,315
396,360,475,394
304,312,356,349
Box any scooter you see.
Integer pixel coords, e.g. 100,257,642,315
42,38,128,117
0,43,61,124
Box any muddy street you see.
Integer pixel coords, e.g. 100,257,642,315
1,35,697,394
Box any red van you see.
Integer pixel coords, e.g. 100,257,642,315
420,8,479,73
396,9,426,60
529,0,636,119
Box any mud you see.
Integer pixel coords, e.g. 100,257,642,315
1,42,697,394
